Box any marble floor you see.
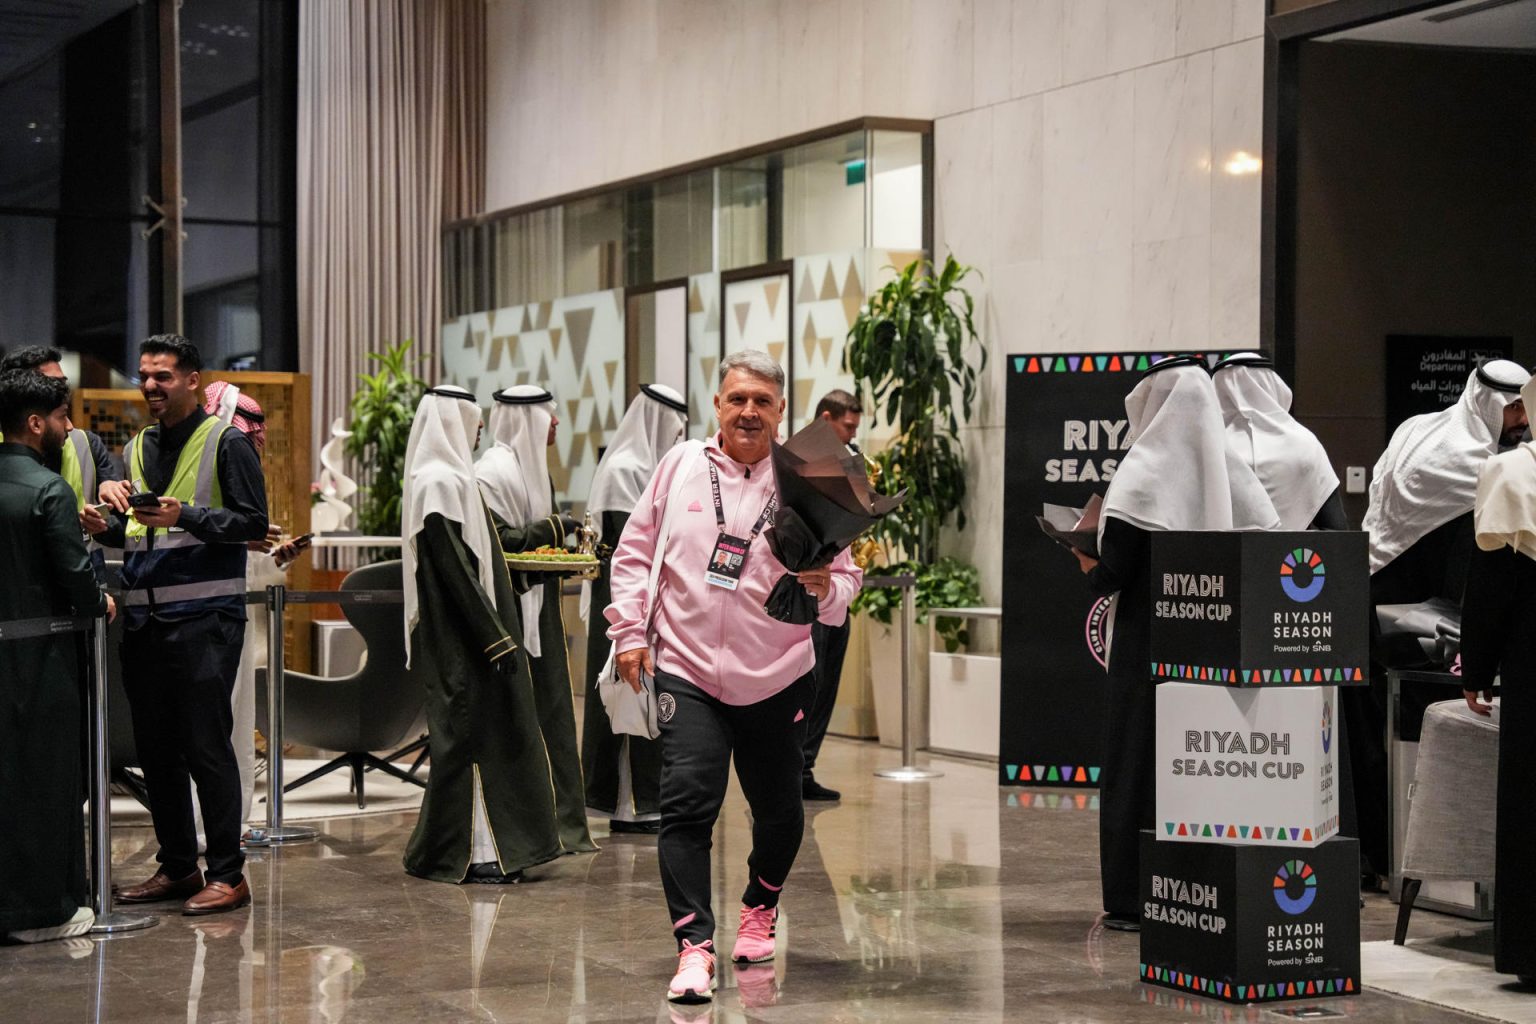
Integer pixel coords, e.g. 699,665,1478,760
0,735,1516,1023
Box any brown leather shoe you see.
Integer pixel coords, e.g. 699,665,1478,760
182,878,251,916
116,868,205,904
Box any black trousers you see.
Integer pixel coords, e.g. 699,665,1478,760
121,614,246,884
1496,672,1536,976
656,671,811,949
1340,678,1389,877
803,618,850,779
1100,663,1156,918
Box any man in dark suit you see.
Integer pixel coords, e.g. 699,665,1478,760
802,389,864,802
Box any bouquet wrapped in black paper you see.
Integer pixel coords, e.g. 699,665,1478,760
764,418,906,624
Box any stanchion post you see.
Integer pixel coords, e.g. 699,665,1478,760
88,615,157,935
876,574,942,781
247,585,314,846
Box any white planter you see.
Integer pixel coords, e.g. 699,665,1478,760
928,651,999,759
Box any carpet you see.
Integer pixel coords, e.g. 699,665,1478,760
1362,937,1536,1023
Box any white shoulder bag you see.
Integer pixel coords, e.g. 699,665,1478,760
596,441,704,739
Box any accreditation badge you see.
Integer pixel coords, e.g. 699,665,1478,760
705,532,749,590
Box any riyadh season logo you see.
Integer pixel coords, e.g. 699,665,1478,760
1273,860,1317,915
1321,701,1333,755
1279,548,1326,603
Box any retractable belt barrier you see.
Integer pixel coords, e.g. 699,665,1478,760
244,587,404,847
84,570,924,868
0,612,157,936
859,575,941,782
0,614,95,640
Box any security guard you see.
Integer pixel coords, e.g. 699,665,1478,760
100,335,268,917
0,347,119,575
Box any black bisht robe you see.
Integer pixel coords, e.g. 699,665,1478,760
403,510,564,882
1085,517,1155,920
0,443,104,931
493,511,597,854
1460,543,1536,978
580,510,662,819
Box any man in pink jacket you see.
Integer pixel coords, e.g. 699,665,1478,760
607,350,862,1004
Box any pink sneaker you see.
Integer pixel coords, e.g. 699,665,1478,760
732,904,778,964
667,939,716,1004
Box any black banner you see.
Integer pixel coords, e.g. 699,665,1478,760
1140,833,1361,1003
1384,335,1511,442
1001,352,1146,787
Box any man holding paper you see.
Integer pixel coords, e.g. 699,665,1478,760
1070,356,1278,931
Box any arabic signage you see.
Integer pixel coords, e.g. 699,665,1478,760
1384,335,1512,443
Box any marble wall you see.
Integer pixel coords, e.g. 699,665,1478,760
484,0,1268,605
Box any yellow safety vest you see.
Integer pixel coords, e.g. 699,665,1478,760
0,428,93,509
121,418,246,615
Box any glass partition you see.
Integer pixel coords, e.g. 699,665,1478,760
718,157,772,272
783,132,867,260
441,121,930,504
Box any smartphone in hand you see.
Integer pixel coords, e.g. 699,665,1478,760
127,491,163,509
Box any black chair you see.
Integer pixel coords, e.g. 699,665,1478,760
256,560,428,809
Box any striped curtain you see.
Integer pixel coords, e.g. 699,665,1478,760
297,0,486,487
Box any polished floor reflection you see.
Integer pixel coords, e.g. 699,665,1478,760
0,731,1499,1023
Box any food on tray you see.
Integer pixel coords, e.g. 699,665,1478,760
508,546,598,564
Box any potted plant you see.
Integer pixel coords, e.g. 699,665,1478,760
845,255,988,748
344,340,427,552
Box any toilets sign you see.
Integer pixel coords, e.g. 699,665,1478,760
1148,531,1369,686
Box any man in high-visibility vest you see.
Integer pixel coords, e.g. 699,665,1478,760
98,335,269,917
0,347,120,575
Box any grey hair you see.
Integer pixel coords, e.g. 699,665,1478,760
717,349,785,394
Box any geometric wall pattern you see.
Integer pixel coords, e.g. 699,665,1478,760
440,288,625,513
791,250,864,431
685,271,720,440
792,248,920,433
440,250,913,493
724,270,792,416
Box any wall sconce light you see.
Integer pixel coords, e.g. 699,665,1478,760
1223,151,1262,176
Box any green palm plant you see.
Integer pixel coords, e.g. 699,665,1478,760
844,254,985,563
344,340,427,539
844,255,987,651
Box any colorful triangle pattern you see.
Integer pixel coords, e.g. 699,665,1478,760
1017,352,1146,374
1151,663,1368,688
1141,963,1356,1004
999,761,1102,788
1162,818,1338,844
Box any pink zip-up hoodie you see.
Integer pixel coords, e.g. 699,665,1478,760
605,434,862,706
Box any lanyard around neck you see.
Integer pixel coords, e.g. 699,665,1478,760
708,460,777,542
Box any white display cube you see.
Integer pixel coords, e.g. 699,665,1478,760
1156,682,1339,848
